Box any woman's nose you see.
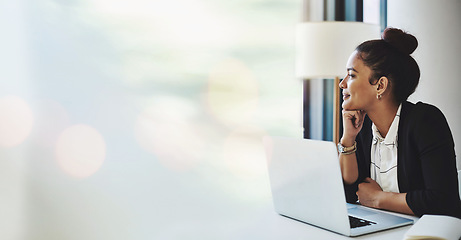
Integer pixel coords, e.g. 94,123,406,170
339,77,347,89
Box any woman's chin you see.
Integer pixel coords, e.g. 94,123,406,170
342,103,352,110
342,104,358,111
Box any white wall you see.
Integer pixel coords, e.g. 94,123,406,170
388,0,461,169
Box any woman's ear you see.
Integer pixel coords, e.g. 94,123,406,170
376,76,389,96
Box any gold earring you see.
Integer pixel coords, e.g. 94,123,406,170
377,94,382,100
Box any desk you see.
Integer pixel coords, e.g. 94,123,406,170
20,158,419,240
228,205,419,240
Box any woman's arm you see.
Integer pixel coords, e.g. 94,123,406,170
357,177,415,215
378,192,414,215
339,110,366,184
403,103,460,217
339,140,359,184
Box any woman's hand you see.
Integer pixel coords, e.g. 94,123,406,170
341,110,366,146
357,178,414,215
356,177,383,209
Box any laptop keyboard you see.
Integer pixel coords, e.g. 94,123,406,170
349,215,377,228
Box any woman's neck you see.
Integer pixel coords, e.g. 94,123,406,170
366,102,400,138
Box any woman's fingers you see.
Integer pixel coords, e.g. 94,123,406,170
343,110,365,129
341,110,366,143
355,110,365,128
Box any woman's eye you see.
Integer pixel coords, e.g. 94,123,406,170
348,73,356,78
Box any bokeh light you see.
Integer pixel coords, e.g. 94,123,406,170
0,95,34,148
55,124,106,178
134,96,205,172
206,58,259,127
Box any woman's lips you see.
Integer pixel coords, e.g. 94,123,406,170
343,94,350,100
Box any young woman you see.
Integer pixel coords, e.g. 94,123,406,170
338,27,461,218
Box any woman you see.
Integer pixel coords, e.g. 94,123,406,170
338,27,461,218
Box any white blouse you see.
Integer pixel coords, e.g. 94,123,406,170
370,104,402,193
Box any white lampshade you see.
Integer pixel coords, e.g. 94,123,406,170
295,21,381,79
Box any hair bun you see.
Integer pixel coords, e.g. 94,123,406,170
382,28,418,55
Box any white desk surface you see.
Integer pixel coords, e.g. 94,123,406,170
238,207,418,240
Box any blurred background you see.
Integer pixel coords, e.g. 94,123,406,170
1,0,302,239
1,0,460,239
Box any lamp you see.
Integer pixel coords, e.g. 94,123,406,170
295,21,380,144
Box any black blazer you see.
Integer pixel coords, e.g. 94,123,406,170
344,101,461,218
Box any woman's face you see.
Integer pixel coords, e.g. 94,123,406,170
339,51,377,111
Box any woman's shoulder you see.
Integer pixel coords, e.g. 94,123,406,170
400,101,452,137
401,101,446,121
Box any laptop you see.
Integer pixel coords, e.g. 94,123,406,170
263,136,414,236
